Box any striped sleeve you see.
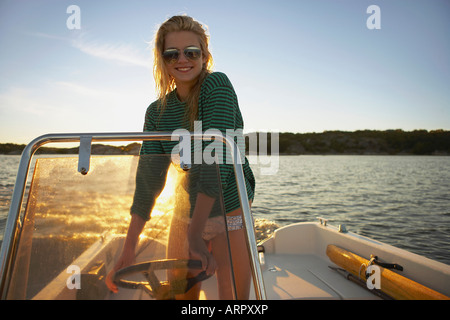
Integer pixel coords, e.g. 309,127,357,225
130,155,170,221
198,73,242,196
130,103,169,221
140,103,164,155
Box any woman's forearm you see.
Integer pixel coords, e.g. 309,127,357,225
188,192,217,274
189,193,215,238
123,213,147,251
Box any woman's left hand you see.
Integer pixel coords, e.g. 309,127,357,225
188,233,216,276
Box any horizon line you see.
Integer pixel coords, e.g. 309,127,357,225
1,128,448,147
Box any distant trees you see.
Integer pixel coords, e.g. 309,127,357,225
1,130,449,155
245,129,450,155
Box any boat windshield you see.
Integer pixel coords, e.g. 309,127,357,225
6,154,238,300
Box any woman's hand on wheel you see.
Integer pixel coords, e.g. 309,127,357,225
105,247,136,293
188,233,216,276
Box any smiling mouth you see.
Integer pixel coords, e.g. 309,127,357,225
176,67,193,72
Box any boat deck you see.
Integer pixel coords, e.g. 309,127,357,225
105,248,380,300
256,221,450,300
260,253,378,300
27,232,379,300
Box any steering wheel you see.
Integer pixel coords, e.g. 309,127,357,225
113,259,212,299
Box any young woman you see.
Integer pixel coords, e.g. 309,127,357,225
105,15,255,300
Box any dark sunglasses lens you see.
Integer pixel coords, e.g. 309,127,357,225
162,49,179,63
162,47,201,63
184,47,201,60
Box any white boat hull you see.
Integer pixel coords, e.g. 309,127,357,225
256,221,450,299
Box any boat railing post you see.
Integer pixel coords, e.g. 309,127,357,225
0,134,51,298
223,134,267,300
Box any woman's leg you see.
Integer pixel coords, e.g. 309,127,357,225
227,226,252,299
223,201,253,300
210,231,234,299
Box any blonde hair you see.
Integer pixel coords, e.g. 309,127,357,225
153,15,214,129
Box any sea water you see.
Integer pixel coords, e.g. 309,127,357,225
1,154,449,265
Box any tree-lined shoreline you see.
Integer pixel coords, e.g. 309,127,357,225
1,129,449,156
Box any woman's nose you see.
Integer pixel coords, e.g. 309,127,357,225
177,52,189,63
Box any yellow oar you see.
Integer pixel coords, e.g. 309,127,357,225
326,244,449,300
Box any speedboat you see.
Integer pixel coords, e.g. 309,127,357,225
1,132,449,300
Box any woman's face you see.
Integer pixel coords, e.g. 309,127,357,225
164,31,206,90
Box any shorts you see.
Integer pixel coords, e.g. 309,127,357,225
202,215,244,240
172,214,244,241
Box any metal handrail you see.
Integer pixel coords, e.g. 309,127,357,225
0,132,266,300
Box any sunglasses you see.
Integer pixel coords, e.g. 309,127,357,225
162,46,202,64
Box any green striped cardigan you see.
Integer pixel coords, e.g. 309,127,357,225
131,72,255,221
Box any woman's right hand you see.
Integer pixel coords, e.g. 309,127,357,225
105,247,136,293
105,249,136,293
105,214,146,293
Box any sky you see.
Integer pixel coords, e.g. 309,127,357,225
0,0,449,144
